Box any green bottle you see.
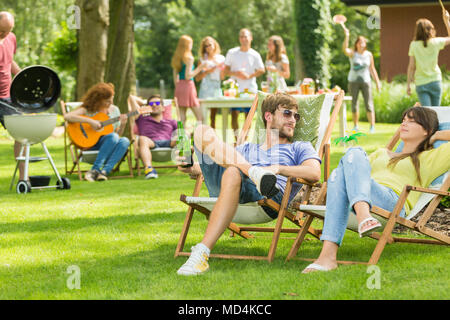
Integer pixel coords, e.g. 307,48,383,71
177,121,193,168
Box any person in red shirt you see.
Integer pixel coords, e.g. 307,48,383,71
0,12,23,179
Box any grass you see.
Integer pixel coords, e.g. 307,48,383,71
0,113,449,300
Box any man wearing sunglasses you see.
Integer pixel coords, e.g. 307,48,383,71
129,94,177,179
176,92,321,276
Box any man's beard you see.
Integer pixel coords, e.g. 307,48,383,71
268,124,294,142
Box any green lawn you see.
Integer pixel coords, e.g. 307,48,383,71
0,115,448,300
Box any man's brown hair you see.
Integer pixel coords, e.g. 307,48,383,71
261,92,298,127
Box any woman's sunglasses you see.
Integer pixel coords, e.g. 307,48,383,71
148,101,161,107
279,108,300,122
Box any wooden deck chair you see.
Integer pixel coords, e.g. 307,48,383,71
287,105,450,265
60,101,134,180
175,90,345,262
128,98,178,176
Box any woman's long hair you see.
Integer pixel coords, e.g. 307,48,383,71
81,82,114,113
199,36,221,60
389,107,439,185
353,36,368,52
266,35,286,63
414,18,435,48
171,35,194,73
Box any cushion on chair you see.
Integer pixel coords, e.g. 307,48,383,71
252,91,332,150
185,197,273,224
80,150,99,164
151,147,174,163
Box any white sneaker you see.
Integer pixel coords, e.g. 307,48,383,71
177,244,210,276
248,166,279,198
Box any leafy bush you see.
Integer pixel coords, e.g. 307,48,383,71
354,81,450,123
44,21,78,102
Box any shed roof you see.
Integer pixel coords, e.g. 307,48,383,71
341,0,448,6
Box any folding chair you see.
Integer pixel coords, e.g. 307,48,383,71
175,90,345,262
287,105,450,265
60,101,134,180
128,98,178,176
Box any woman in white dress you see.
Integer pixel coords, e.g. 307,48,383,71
196,36,225,129
265,35,290,92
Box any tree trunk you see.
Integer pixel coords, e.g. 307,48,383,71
76,0,109,100
104,0,136,138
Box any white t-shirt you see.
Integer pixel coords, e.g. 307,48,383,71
200,54,225,82
348,50,372,83
224,47,265,93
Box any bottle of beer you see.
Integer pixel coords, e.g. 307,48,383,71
177,121,193,168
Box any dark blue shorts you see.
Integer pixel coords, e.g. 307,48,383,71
194,146,283,219
152,140,172,149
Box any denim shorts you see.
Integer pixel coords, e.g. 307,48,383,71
152,140,172,149
194,146,283,219
416,80,442,107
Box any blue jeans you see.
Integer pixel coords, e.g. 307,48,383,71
320,148,405,246
416,80,442,107
194,146,283,219
90,133,130,175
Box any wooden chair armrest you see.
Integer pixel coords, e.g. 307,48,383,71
291,177,321,188
405,185,450,197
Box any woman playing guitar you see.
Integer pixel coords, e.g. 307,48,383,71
64,82,130,182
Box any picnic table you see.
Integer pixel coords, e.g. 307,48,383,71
200,95,352,142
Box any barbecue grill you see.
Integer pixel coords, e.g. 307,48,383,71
0,65,70,194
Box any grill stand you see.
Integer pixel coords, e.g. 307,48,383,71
10,142,70,194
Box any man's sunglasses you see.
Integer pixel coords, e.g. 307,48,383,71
279,108,300,122
148,101,161,107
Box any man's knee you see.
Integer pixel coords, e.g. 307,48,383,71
140,136,154,149
194,124,215,151
221,166,242,187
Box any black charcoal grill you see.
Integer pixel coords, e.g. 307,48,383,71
0,65,70,193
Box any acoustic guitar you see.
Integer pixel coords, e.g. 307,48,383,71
67,107,151,149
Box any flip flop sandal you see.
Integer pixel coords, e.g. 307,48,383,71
358,217,382,238
302,263,333,274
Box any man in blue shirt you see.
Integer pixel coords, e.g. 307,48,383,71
176,92,321,276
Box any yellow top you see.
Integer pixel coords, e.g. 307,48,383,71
369,143,450,215
408,38,446,86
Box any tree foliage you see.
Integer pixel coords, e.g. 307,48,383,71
2,0,76,101
135,0,295,89
294,0,333,87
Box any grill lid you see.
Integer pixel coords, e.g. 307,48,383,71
9,65,61,114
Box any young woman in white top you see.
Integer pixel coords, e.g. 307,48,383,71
341,24,381,134
195,36,225,129
265,35,290,92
